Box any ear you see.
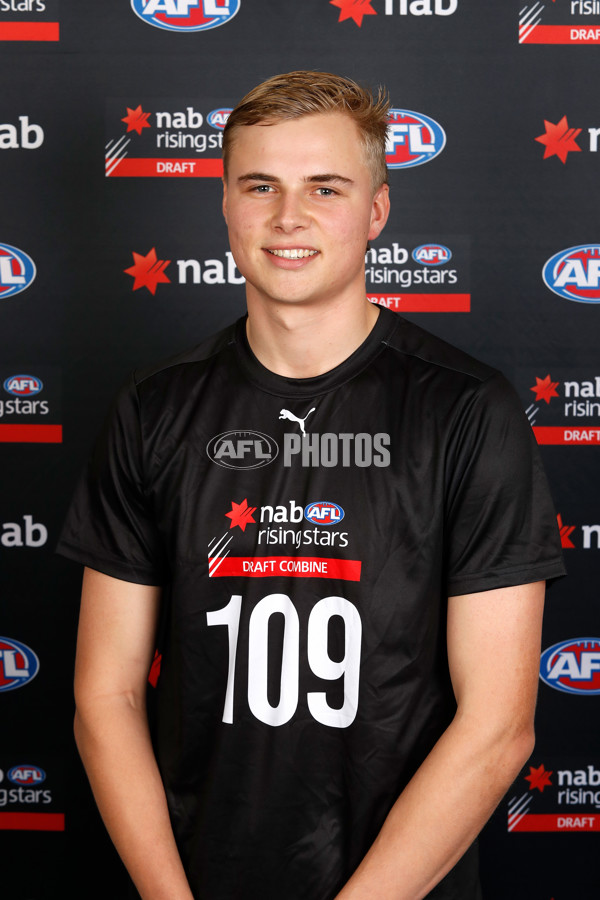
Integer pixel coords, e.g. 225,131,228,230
367,183,390,242
222,177,228,223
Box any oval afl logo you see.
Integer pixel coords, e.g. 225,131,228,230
304,502,345,526
412,244,452,266
0,637,40,693
540,637,600,695
131,0,240,32
543,245,600,304
207,430,278,469
4,375,43,397
8,765,46,786
386,109,446,169
207,108,232,130
0,243,36,300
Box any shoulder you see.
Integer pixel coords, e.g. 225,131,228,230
132,318,240,393
379,308,498,387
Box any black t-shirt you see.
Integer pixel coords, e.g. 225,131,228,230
58,307,565,900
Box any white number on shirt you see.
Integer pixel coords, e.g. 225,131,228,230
207,593,362,728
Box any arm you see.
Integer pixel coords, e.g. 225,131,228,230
73,566,194,900
335,580,545,900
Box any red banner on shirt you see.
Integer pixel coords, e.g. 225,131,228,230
209,556,362,581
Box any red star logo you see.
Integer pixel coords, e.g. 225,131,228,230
535,116,582,164
225,499,257,531
525,764,553,793
530,374,560,404
124,248,171,295
330,0,377,26
121,105,151,135
557,514,575,549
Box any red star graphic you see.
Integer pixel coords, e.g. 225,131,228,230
330,0,377,26
525,764,553,793
557,514,576,549
535,116,582,164
124,248,171,295
122,105,151,135
530,374,560,405
225,498,257,531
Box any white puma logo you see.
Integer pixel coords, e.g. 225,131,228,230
279,407,316,436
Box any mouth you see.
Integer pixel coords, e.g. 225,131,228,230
265,248,319,260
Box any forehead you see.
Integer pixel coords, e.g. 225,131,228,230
227,112,369,177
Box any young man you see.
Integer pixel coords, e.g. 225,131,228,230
59,71,565,900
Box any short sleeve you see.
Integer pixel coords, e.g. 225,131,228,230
56,375,167,585
444,373,565,596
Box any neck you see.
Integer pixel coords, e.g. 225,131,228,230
245,296,379,378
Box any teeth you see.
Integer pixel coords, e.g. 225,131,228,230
268,249,318,259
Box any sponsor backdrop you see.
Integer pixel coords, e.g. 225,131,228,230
1,1,598,897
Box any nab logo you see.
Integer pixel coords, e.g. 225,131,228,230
0,243,36,300
0,637,40,693
207,108,232,130
207,430,279,469
304,502,345,526
386,109,446,169
3,375,43,397
7,765,46,786
412,244,451,266
131,0,240,32
540,638,600,695
543,245,600,304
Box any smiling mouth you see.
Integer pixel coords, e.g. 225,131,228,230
266,249,319,259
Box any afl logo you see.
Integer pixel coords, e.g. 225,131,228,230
0,243,36,300
131,0,240,32
540,637,600,695
207,430,278,469
386,109,446,169
304,502,345,526
543,245,600,304
8,765,46,785
207,108,232,130
4,375,43,397
0,637,40,693
412,244,452,266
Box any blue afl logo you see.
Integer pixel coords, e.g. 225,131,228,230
8,765,46,785
304,502,345,526
542,245,600,304
0,637,40,693
412,244,452,266
4,375,43,397
386,109,446,169
540,637,600,695
207,108,232,130
0,243,36,300
131,0,240,32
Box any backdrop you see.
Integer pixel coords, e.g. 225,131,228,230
1,2,598,898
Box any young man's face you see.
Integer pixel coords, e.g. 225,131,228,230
222,112,389,312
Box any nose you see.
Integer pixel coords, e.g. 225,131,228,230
271,190,310,232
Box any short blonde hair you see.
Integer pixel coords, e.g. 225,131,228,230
223,70,390,190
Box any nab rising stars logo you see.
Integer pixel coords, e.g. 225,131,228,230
386,110,446,169
131,0,240,32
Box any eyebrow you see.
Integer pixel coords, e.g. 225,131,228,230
237,172,355,186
